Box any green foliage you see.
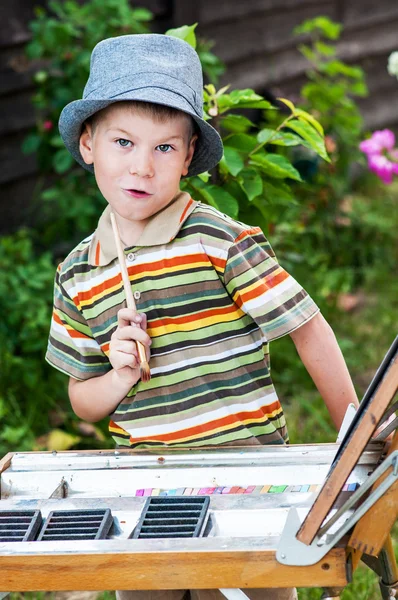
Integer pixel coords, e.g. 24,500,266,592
180,80,327,235
267,16,381,300
0,231,64,453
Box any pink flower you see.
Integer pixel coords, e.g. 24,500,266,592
368,154,398,185
359,129,395,155
359,128,398,184
43,120,53,131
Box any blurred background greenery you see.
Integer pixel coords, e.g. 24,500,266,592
0,2,397,599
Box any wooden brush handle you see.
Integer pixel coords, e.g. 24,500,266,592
110,212,147,365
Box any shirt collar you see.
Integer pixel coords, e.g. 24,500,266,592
88,190,198,267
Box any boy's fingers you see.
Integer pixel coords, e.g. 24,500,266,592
116,353,139,369
116,325,151,346
117,308,142,328
139,312,147,330
113,340,138,355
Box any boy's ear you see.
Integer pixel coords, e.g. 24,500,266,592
182,134,198,177
79,122,94,165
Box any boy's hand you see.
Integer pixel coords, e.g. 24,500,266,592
109,308,151,385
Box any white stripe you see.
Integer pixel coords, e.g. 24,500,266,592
68,243,224,295
123,392,279,436
67,263,120,296
151,339,263,375
51,319,102,350
241,276,300,314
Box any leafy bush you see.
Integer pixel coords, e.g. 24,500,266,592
0,231,65,453
269,17,396,300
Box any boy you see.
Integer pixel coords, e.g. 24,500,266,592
46,34,359,600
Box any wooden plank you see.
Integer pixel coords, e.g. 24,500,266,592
0,0,46,49
358,88,398,131
199,0,323,26
348,431,398,557
0,547,348,591
0,130,37,184
0,47,38,97
0,91,35,135
0,175,39,234
338,19,398,61
0,453,13,475
173,0,200,26
297,357,398,546
342,0,398,28
201,2,335,64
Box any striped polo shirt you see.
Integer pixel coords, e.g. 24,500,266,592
46,191,319,448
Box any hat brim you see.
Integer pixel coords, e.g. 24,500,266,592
58,88,223,178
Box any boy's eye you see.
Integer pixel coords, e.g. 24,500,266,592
157,144,172,153
116,138,132,147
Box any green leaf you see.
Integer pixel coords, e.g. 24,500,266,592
49,135,65,148
224,133,258,153
257,128,276,144
22,133,41,154
265,131,313,149
349,81,368,97
314,41,336,57
249,153,302,181
53,149,74,173
218,89,273,111
286,119,329,161
131,7,153,21
277,98,296,114
262,181,297,205
166,23,197,49
257,128,313,148
239,168,263,201
294,17,341,40
223,147,244,176
197,171,210,183
221,114,255,133
206,185,239,218
294,109,324,136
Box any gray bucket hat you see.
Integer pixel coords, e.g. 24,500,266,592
59,34,223,177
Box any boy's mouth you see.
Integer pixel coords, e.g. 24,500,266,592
123,188,152,199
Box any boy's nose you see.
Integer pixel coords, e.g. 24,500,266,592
128,150,154,178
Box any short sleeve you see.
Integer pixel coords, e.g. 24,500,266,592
45,265,111,380
224,228,319,342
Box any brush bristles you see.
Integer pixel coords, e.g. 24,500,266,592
140,362,151,382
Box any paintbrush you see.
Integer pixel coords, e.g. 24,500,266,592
110,211,151,383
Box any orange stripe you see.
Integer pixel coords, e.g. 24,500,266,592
95,241,101,266
109,420,128,434
76,252,224,304
179,197,194,223
53,311,90,339
130,252,210,275
149,303,238,328
234,227,262,244
128,403,282,444
235,270,289,308
77,272,122,302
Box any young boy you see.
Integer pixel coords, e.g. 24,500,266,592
46,34,359,600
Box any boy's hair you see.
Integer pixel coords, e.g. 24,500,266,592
85,101,197,142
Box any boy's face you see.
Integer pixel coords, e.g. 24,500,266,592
79,104,197,229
